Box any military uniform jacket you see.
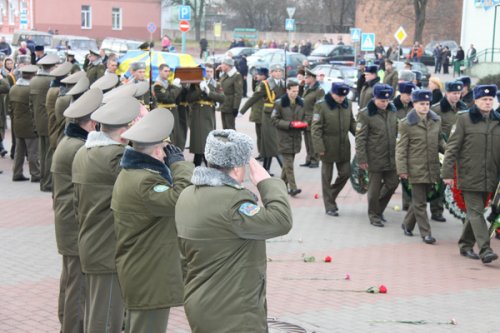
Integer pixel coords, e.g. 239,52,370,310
382,69,398,91
312,93,356,163
271,94,305,154
393,94,413,120
51,123,88,256
0,79,9,129
219,69,243,114
29,73,53,136
54,92,72,145
153,80,182,107
355,100,398,172
396,109,444,184
46,85,60,149
259,79,286,157
239,79,266,123
86,62,105,85
461,90,474,109
111,148,194,310
302,81,325,126
175,168,292,333
186,82,224,154
431,97,467,141
72,131,125,274
442,107,500,192
359,77,380,110
9,80,37,138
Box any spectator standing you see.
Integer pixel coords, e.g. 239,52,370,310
433,44,442,74
199,38,208,59
441,46,451,74
161,34,171,51
467,44,477,66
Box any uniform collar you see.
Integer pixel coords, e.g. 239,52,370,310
120,147,172,183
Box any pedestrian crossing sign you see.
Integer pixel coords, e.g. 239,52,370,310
350,28,361,42
285,19,295,31
361,33,375,51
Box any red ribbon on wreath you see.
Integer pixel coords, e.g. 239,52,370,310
450,165,492,214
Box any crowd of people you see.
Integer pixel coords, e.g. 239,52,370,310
0,36,499,333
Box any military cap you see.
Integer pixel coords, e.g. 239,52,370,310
61,71,86,84
412,89,432,102
364,65,378,74
63,88,103,119
269,63,283,72
138,41,151,50
89,49,100,57
102,84,137,104
205,129,254,169
130,62,147,71
34,45,44,52
256,67,269,76
373,83,394,99
358,59,366,65
305,68,316,78
399,70,416,82
473,84,497,99
457,76,471,87
37,53,60,65
297,68,305,76
91,96,140,126
66,76,90,96
121,108,174,144
90,73,119,91
404,61,413,68
66,50,76,57
222,58,235,67
134,81,150,97
398,81,417,94
17,55,31,64
445,81,463,92
331,82,350,96
19,64,39,74
0,52,5,60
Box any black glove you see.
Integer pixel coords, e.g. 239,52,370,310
232,108,239,117
163,144,185,166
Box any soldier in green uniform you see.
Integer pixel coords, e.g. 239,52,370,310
355,84,399,227
30,53,59,191
239,67,268,159
300,68,324,168
52,88,102,332
0,71,9,158
72,96,140,332
175,129,293,333
111,108,194,333
219,58,243,130
187,64,225,166
271,81,307,196
383,59,398,91
457,76,474,109
358,65,381,110
442,84,500,264
126,62,152,108
430,80,468,222
312,83,355,216
397,90,445,244
85,49,105,85
9,64,40,181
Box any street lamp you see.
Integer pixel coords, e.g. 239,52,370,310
493,4,499,62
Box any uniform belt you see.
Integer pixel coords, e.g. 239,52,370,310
158,103,176,109
264,103,274,107
196,100,214,106
179,102,189,107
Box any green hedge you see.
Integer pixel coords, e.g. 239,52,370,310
477,74,500,87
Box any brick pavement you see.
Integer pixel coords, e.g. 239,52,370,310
1,70,500,332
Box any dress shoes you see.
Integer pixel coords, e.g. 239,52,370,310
326,210,339,217
370,220,384,227
255,155,264,161
422,235,436,244
299,162,311,167
460,249,480,260
481,252,498,264
431,214,446,222
0,149,7,158
380,214,387,223
288,188,302,197
309,163,319,168
30,176,41,183
401,224,413,236
13,175,30,181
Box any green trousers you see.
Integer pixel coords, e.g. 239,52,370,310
39,136,53,191
321,161,350,211
459,191,493,257
303,129,318,164
58,255,85,333
221,112,236,130
125,308,170,333
281,153,297,190
403,183,432,237
367,170,399,223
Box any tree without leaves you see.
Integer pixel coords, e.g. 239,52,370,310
413,0,428,43
166,0,206,40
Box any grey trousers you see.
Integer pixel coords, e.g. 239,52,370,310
403,183,432,237
84,273,124,333
12,137,40,179
58,255,85,333
367,170,399,223
125,308,170,333
459,191,493,257
321,161,350,211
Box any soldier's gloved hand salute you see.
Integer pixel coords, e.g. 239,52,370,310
163,144,185,166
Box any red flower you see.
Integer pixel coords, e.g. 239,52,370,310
379,285,387,293
314,193,319,199
324,256,332,263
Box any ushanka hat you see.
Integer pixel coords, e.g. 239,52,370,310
473,84,497,99
398,81,417,95
411,89,432,102
445,81,463,92
373,83,394,99
205,130,254,168
331,82,350,96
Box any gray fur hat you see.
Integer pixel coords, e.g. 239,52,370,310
205,129,254,168
399,70,416,82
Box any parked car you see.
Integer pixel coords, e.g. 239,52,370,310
51,35,98,65
12,30,53,48
307,44,355,68
393,61,430,87
246,48,282,70
248,50,306,78
206,47,257,68
401,47,435,66
100,37,142,57
312,64,356,100
425,40,459,54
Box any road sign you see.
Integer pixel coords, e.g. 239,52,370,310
285,19,295,31
147,22,156,33
287,7,296,18
361,33,375,51
179,5,191,21
394,26,407,45
350,28,361,42
233,28,258,40
179,20,190,32
214,22,222,37
20,18,28,25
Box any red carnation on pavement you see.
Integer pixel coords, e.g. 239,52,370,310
379,285,387,293
324,256,332,263
314,193,319,199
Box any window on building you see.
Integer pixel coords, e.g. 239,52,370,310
0,0,6,24
81,5,92,29
112,7,122,30
8,0,18,25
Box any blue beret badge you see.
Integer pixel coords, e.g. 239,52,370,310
154,184,169,192
239,202,260,217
